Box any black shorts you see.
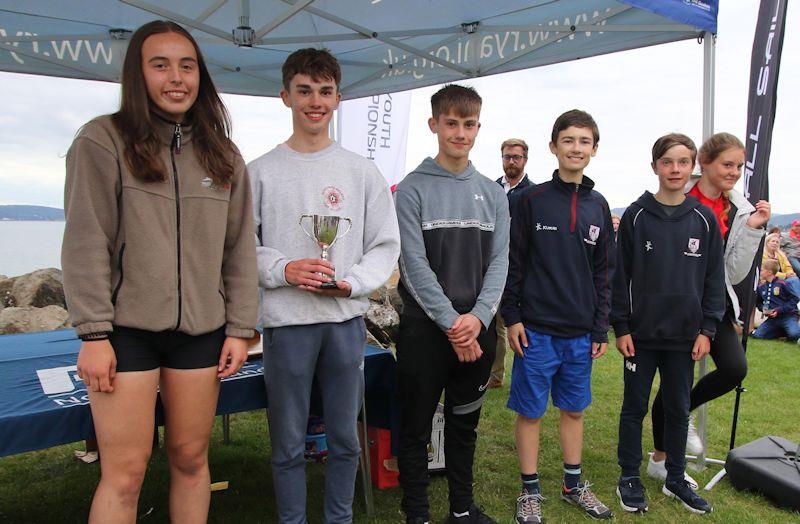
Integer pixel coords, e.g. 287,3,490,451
109,325,226,372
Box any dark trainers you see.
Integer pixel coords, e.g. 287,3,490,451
561,481,613,520
616,477,648,513
516,490,544,523
449,504,497,524
663,479,713,514
406,518,429,524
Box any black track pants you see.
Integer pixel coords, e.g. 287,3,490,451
651,311,747,451
618,348,694,482
396,314,496,519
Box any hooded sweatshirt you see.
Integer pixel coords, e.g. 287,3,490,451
685,178,764,318
394,157,509,332
500,170,615,343
612,192,725,351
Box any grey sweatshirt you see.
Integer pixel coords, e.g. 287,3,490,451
249,142,401,328
394,157,509,332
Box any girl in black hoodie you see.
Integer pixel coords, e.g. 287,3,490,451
612,134,725,515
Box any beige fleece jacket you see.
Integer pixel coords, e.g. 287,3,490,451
62,114,258,339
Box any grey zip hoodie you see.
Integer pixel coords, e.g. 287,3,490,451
394,157,509,331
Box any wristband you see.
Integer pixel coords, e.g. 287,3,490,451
79,332,110,341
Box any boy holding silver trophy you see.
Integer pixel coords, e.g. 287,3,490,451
248,48,400,523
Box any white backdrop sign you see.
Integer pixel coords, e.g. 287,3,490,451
337,92,411,189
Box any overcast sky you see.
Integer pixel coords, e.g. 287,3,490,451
0,3,797,212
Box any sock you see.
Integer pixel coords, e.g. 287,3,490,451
620,475,639,483
521,472,540,494
564,462,581,489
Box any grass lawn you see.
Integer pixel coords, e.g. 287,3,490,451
2,336,799,523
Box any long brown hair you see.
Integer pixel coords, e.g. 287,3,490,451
699,132,745,227
112,20,235,185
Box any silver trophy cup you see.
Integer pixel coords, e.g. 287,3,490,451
299,214,352,289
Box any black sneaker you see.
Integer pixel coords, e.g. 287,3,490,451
663,479,713,514
561,481,613,520
616,477,648,513
406,518,429,524
448,504,497,524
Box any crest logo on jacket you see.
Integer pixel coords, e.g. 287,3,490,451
323,186,344,210
584,224,600,245
201,176,230,190
684,237,702,258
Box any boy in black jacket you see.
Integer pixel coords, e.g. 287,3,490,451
612,134,725,515
501,110,614,523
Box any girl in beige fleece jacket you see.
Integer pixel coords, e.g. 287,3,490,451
62,21,258,523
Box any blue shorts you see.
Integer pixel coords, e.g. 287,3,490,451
508,329,593,419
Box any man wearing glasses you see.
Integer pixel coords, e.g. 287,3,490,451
489,138,533,389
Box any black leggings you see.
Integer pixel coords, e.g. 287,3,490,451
651,309,748,451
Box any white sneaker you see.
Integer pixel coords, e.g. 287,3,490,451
686,415,704,455
646,455,698,490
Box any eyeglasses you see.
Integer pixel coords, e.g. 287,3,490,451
502,154,527,162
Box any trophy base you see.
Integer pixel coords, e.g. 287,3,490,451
319,280,339,290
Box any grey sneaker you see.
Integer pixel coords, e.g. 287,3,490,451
561,481,613,520
516,490,544,523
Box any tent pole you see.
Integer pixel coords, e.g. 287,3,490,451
694,30,715,472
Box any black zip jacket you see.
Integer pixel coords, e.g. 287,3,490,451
611,192,725,351
495,174,533,217
501,170,615,343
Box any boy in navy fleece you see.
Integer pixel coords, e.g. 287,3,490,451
752,259,800,341
501,110,614,523
395,84,509,524
613,134,724,515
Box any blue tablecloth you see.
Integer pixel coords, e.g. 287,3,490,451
0,329,397,457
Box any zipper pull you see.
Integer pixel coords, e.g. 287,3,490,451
174,123,182,155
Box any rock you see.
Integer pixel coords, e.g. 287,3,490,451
365,300,399,347
0,268,65,308
0,305,71,334
364,266,402,346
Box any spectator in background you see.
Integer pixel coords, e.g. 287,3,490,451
763,233,800,299
752,259,800,342
783,220,800,275
490,138,533,389
611,214,621,242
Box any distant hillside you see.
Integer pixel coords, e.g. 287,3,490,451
770,213,799,229
0,205,64,221
611,206,798,229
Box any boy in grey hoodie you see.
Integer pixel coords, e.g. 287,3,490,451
394,85,509,524
248,48,400,523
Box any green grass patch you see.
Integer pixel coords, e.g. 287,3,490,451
2,337,799,523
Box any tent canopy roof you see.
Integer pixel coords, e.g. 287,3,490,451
0,0,718,99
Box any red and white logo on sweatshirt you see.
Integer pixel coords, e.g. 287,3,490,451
322,186,344,210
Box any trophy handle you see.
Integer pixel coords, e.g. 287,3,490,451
299,214,317,242
329,217,352,248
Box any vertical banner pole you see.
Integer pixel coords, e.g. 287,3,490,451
695,30,716,471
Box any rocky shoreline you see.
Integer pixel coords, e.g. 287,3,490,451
0,268,401,346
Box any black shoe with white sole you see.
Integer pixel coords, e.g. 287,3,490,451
616,477,648,513
663,479,713,514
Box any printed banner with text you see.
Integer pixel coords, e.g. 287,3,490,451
338,92,412,190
